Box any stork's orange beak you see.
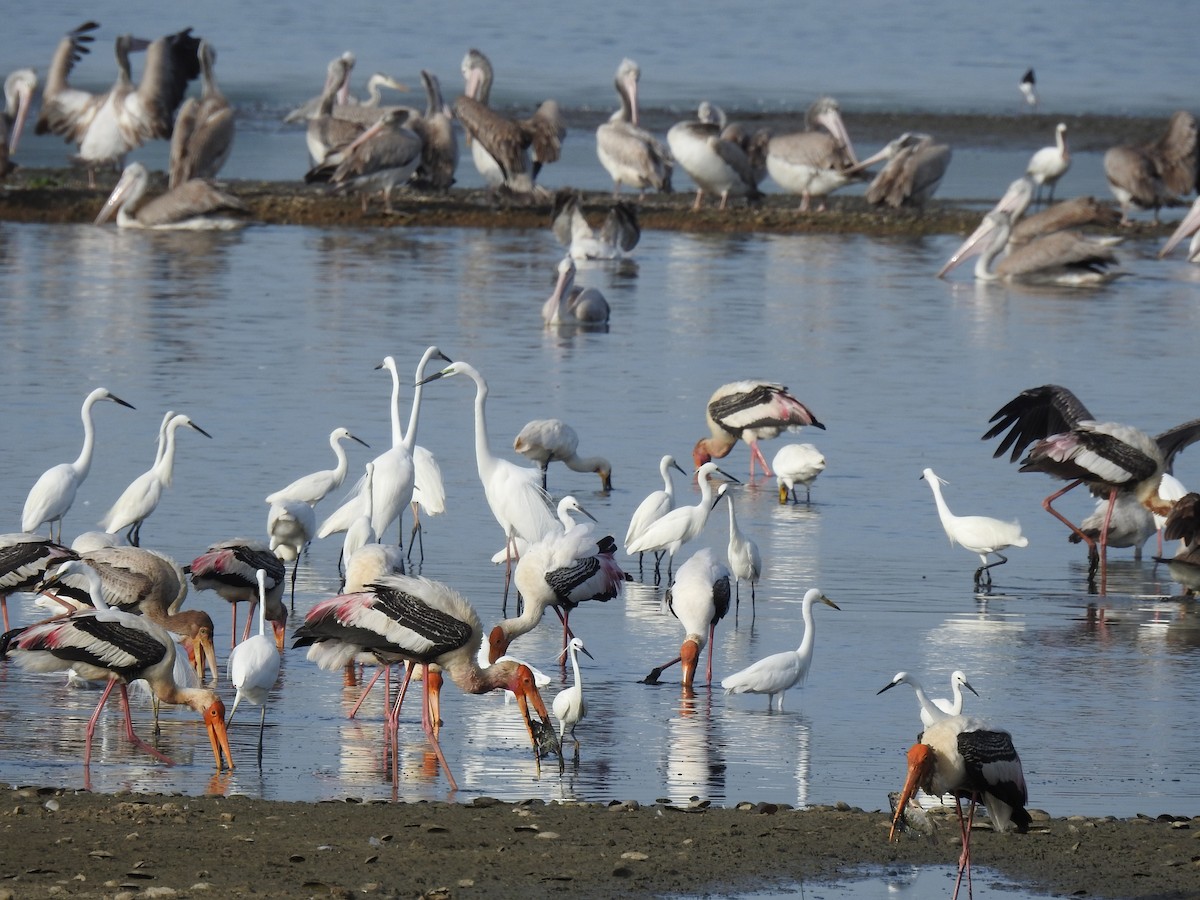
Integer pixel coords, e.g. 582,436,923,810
205,697,235,771
890,743,934,841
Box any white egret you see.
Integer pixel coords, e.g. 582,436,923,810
1026,122,1070,205
693,381,824,478
625,462,733,582
772,444,826,503
99,414,211,546
920,468,1028,588
721,587,839,710
22,387,136,541
715,484,762,615
624,454,688,576
890,715,1030,900
643,548,732,688
341,462,378,571
267,497,316,605
228,569,282,766
513,417,613,492
877,670,979,728
265,427,370,507
417,360,558,597
552,636,593,756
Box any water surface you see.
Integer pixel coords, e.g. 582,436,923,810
0,222,1197,825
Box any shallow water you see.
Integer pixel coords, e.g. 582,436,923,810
0,220,1198,827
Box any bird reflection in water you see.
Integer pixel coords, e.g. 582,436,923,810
665,689,726,806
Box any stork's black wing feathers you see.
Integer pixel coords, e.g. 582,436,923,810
983,384,1094,462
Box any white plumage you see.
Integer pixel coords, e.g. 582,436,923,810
921,468,1028,587
878,670,979,728
716,484,762,613
624,454,688,573
721,587,838,710
265,426,369,507
772,443,826,503
552,637,590,751
626,462,728,579
228,569,282,765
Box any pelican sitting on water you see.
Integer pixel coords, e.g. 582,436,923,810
542,257,610,327
595,58,672,197
94,161,249,230
938,209,1122,286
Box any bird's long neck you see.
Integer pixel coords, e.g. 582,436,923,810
796,597,817,656
726,495,738,531
72,395,101,481
925,478,957,538
385,362,403,448
568,646,583,687
403,362,428,455
696,474,717,510
330,436,350,486
948,681,964,715
153,422,180,488
909,681,942,720
468,372,493,482
493,598,545,650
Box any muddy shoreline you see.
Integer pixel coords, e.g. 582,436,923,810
0,165,1180,241
2,786,1198,899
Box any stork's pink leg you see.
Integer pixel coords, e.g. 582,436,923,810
349,666,387,719
1042,479,1088,541
1,597,8,632
1096,488,1119,594
706,622,716,684
749,441,773,477
84,680,121,769
230,604,239,650
118,683,173,765
241,601,256,644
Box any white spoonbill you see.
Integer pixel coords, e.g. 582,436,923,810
99,413,211,546
721,587,839,710
877,670,979,729
890,715,1030,900
1026,122,1070,205
228,569,282,766
265,426,369,507
624,455,688,575
513,417,612,492
22,387,135,541
693,381,824,478
552,636,593,756
417,360,558,594
920,468,1028,588
715,484,761,615
643,547,732,689
625,462,734,582
773,444,826,503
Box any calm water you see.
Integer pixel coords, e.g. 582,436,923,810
0,220,1198,836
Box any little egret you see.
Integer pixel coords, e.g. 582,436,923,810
878,670,979,728
626,461,735,582
721,587,838,710
921,468,1028,588
228,569,282,766
693,381,824,478
552,636,593,756
267,498,316,605
22,387,136,541
99,414,211,546
264,426,369,507
624,454,688,576
715,484,761,615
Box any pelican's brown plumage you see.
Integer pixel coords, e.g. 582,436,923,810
862,132,952,209
304,54,363,167
455,48,565,197
326,108,423,214
94,161,247,230
168,40,234,188
1103,110,1198,225
595,58,672,197
765,96,860,212
406,70,459,192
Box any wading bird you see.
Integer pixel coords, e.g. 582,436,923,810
855,132,952,209
624,455,688,576
265,427,370,508
99,414,211,546
292,572,561,790
667,101,763,211
715,484,761,615
1159,195,1200,263
22,387,135,541
920,468,1028,588
1,567,233,776
551,189,641,260
693,381,825,477
0,533,78,631
889,715,1030,900
553,636,593,757
625,462,734,582
1,68,37,179
877,670,979,729
1026,122,1070,205
266,498,316,603
643,547,731,689
982,384,1200,589
228,570,282,766
189,540,287,649
513,417,612,492
773,444,826,503
721,587,838,710
168,39,234,188
1019,68,1037,110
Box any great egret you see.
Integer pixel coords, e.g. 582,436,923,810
265,426,370,507
715,484,761,615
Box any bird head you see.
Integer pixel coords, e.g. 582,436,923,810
189,692,234,772
486,624,511,664
502,661,562,762
890,743,936,841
